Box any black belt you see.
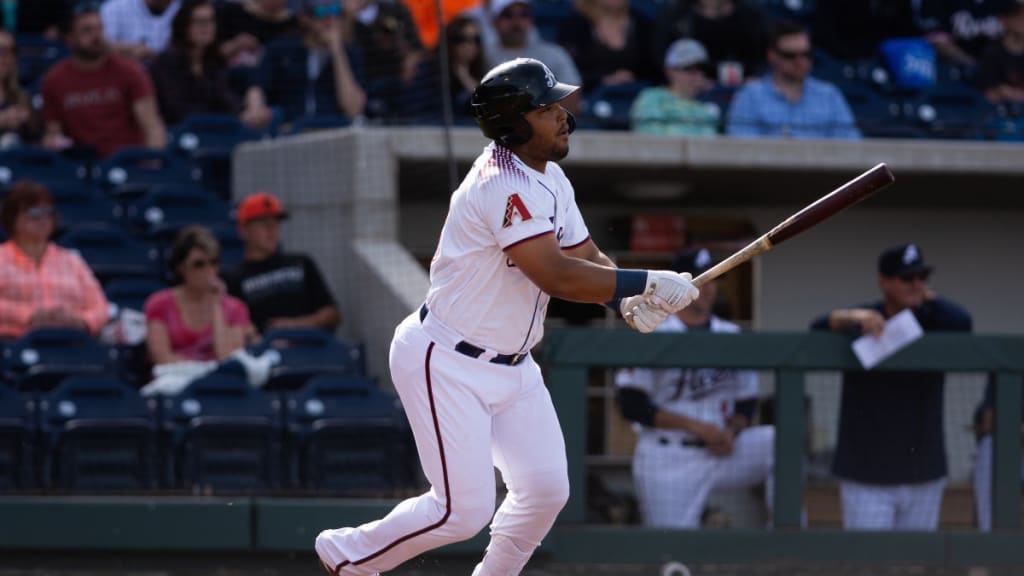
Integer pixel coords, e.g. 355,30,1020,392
658,436,706,448
419,304,527,366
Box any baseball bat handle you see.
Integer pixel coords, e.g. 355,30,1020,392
691,163,895,289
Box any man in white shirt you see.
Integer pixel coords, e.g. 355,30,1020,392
100,0,180,61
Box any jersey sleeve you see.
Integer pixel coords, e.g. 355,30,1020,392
482,178,556,250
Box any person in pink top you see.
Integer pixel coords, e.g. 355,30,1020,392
0,181,109,339
144,225,254,364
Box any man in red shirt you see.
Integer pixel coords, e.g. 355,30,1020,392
41,4,166,158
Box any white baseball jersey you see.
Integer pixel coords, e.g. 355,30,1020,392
425,142,590,354
615,314,758,434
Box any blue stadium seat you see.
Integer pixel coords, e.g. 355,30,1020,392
838,81,926,139
2,328,117,393
285,374,414,493
759,0,815,23
121,184,231,241
532,0,573,43
38,375,156,491
0,147,88,187
158,371,280,491
0,383,35,491
697,85,738,131
58,223,161,281
93,148,199,191
104,276,166,316
44,182,118,230
16,35,69,90
251,328,365,390
909,83,992,139
581,82,650,131
168,114,267,200
979,116,1024,142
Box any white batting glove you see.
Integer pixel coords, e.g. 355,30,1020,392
620,294,669,333
644,271,700,313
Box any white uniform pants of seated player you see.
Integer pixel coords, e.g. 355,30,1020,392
315,312,569,576
839,478,946,530
633,425,775,528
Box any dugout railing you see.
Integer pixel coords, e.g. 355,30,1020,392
2,331,1024,567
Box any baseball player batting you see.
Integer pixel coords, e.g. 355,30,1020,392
314,58,699,575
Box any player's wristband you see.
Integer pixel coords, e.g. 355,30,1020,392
613,269,648,301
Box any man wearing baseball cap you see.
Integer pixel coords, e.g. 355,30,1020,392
615,247,774,528
810,243,972,531
631,39,719,136
224,192,340,334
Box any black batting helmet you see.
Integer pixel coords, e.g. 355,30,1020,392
471,58,579,147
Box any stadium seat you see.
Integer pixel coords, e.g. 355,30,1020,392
838,81,926,139
581,82,650,131
37,375,156,491
2,328,117,393
121,184,231,240
285,374,414,493
16,35,69,90
104,276,166,316
58,223,161,282
168,114,268,200
531,0,573,42
251,328,365,390
759,0,815,23
93,148,198,191
0,147,88,187
697,85,738,131
158,371,280,491
909,83,992,139
45,182,118,230
0,383,35,491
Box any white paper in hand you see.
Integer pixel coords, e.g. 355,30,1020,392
851,308,924,370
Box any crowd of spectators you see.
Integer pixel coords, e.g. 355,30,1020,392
0,0,1014,153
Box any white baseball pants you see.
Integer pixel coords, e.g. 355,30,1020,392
633,425,776,528
972,434,1024,531
839,478,946,530
315,312,569,575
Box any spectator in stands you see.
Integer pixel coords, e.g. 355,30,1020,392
977,0,1024,104
0,31,36,148
0,0,72,39
145,225,255,364
918,0,1005,67
557,0,658,93
404,0,480,51
217,0,299,68
654,0,768,88
100,0,181,62
435,14,487,120
812,0,921,61
487,0,581,112
631,38,718,136
345,0,426,87
0,181,109,339
41,3,167,158
242,0,366,123
150,0,271,128
224,192,340,334
810,243,972,530
725,20,860,139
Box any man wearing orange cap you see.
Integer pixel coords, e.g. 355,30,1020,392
225,192,341,334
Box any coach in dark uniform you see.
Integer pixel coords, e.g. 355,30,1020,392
225,192,340,334
810,243,972,530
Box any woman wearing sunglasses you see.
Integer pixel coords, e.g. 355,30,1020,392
0,180,109,339
144,225,255,365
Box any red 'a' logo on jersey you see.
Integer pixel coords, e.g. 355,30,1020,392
502,194,532,228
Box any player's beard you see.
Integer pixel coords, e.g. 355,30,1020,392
547,139,569,162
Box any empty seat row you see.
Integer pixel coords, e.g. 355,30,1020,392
0,370,417,494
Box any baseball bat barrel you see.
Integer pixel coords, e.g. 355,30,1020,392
692,163,895,288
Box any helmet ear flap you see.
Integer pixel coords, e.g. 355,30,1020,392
567,111,576,134
499,117,533,147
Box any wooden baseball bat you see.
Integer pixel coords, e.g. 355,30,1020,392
692,163,896,288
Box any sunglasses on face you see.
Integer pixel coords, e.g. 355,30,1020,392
186,257,220,270
24,206,55,219
774,48,812,61
672,64,706,74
